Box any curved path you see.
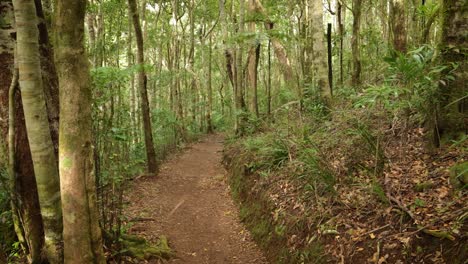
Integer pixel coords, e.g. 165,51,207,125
124,135,267,264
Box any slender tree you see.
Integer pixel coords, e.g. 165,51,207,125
207,33,214,132
55,0,105,262
128,0,158,173
351,0,362,88
247,0,260,117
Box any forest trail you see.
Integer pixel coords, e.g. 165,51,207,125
124,135,268,264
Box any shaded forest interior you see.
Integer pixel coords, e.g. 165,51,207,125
0,0,466,263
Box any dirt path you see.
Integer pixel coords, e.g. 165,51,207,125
124,135,268,264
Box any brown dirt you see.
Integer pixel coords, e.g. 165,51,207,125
124,134,268,264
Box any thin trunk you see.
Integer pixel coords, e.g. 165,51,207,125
128,0,157,173
55,0,105,262
236,0,246,135
327,23,333,97
351,0,362,88
13,0,63,262
8,63,28,259
207,34,214,133
247,0,260,117
189,0,197,124
337,1,344,86
267,39,272,116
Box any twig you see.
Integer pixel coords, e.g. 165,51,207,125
387,194,416,220
168,199,185,216
360,224,391,237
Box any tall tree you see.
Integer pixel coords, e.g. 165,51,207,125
337,1,344,86
436,0,467,142
247,0,260,117
12,0,63,262
1,0,61,262
351,0,362,88
128,0,158,173
391,0,407,52
306,0,331,104
207,33,214,132
55,0,105,262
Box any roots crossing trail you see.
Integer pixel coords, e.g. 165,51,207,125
125,135,268,263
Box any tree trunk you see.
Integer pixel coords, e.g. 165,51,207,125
128,0,157,173
337,1,344,86
236,0,246,135
13,0,63,262
307,0,332,104
327,23,333,97
1,1,61,262
55,0,105,262
247,0,260,117
267,39,272,116
351,0,362,88
435,0,468,144
391,0,407,53
252,0,295,86
207,34,214,133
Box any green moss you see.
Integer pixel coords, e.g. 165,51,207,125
62,157,72,169
119,234,173,260
449,161,468,189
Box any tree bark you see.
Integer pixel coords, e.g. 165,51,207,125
252,0,295,84
1,1,61,262
207,34,214,133
436,0,468,143
306,0,332,104
55,0,105,262
247,0,260,117
235,0,246,135
128,0,158,173
391,0,407,53
351,0,362,88
337,1,344,86
327,23,333,97
13,0,63,262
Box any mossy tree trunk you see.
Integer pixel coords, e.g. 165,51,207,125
436,0,467,142
128,0,158,173
55,0,105,262
12,0,63,262
1,0,60,262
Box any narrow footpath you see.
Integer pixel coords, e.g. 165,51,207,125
124,135,268,264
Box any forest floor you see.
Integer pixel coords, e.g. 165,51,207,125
123,134,268,264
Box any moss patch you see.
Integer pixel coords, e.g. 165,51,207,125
116,234,173,260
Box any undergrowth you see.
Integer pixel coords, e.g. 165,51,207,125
224,76,466,263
